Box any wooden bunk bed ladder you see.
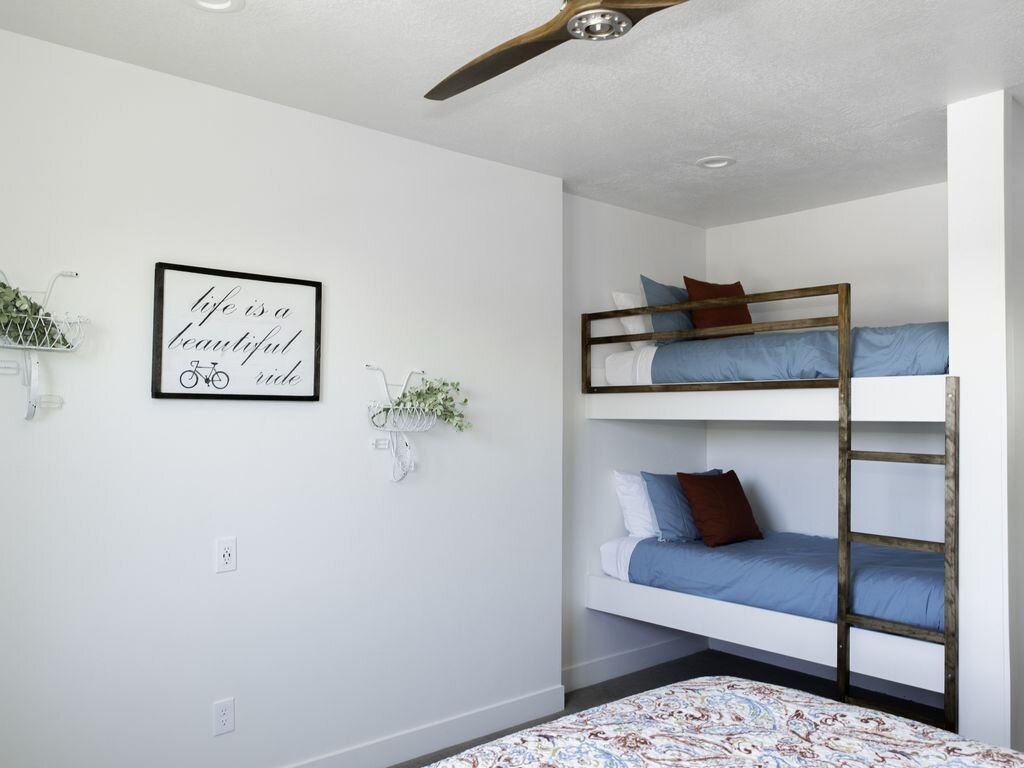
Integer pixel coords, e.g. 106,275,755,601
836,370,960,732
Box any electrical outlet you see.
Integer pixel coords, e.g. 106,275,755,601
212,697,235,736
215,537,237,573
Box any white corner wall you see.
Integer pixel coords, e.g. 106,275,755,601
705,186,949,540
947,90,1014,747
0,31,564,768
562,195,707,690
1009,93,1024,752
706,184,949,326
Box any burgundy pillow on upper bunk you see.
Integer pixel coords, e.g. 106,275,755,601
676,470,763,547
682,276,753,337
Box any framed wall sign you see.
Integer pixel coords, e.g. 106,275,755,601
152,263,322,400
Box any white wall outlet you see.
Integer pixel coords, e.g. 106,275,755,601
215,537,237,573
212,697,235,736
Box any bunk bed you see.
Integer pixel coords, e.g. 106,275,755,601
580,283,960,731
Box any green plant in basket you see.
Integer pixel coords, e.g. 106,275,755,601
0,281,70,349
392,378,471,432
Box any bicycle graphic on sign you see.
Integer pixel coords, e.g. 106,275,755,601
179,360,230,390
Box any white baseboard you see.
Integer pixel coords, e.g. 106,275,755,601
284,685,565,768
708,640,944,708
562,635,708,692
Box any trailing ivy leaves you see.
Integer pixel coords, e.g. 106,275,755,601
392,378,471,432
0,281,70,349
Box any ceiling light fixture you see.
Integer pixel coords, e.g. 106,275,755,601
185,0,245,12
567,9,632,41
696,156,737,169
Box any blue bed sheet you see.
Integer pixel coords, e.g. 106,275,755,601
627,531,944,630
651,322,948,383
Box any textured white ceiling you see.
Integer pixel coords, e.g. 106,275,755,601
2,0,1024,226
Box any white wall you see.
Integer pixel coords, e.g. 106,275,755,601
706,184,949,326
562,195,707,689
1004,94,1024,750
704,422,945,541
705,185,949,539
0,31,564,768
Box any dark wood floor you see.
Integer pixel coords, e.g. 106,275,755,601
388,649,942,768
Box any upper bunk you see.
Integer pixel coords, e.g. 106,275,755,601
582,282,951,422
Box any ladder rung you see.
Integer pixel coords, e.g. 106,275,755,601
850,532,944,554
845,613,944,644
849,450,945,465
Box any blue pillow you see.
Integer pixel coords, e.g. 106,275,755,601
640,275,694,345
642,469,723,541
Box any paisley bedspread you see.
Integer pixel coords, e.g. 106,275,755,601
430,677,1023,768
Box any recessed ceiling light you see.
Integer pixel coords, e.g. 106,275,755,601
184,0,245,12
696,156,736,170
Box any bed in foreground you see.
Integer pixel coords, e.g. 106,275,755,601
430,677,1022,768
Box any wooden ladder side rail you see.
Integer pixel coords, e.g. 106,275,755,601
837,374,960,733
836,284,853,702
580,283,846,394
944,376,960,733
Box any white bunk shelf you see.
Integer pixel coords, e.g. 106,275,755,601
585,375,949,423
586,574,943,693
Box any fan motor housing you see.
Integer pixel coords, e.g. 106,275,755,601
567,9,632,40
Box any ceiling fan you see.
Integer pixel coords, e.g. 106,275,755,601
425,0,692,101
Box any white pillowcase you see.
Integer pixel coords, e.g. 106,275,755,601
611,291,655,351
612,471,660,539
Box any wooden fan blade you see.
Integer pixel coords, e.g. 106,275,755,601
424,0,692,101
425,14,572,101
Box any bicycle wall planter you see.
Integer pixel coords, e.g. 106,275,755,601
151,263,322,400
366,366,470,482
0,270,87,421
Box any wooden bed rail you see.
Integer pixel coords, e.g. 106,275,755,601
581,283,850,394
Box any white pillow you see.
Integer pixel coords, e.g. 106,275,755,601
612,471,660,539
611,291,655,351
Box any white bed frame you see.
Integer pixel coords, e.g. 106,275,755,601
586,374,949,423
587,573,944,693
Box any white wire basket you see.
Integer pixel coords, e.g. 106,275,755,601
0,313,87,352
367,402,438,433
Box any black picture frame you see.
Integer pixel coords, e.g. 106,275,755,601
152,262,322,401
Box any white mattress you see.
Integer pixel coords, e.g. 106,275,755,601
604,347,655,386
600,536,644,581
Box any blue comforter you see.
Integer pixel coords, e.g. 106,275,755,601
628,531,943,630
651,322,948,383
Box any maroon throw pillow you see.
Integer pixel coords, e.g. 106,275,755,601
683,276,753,337
676,470,763,547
